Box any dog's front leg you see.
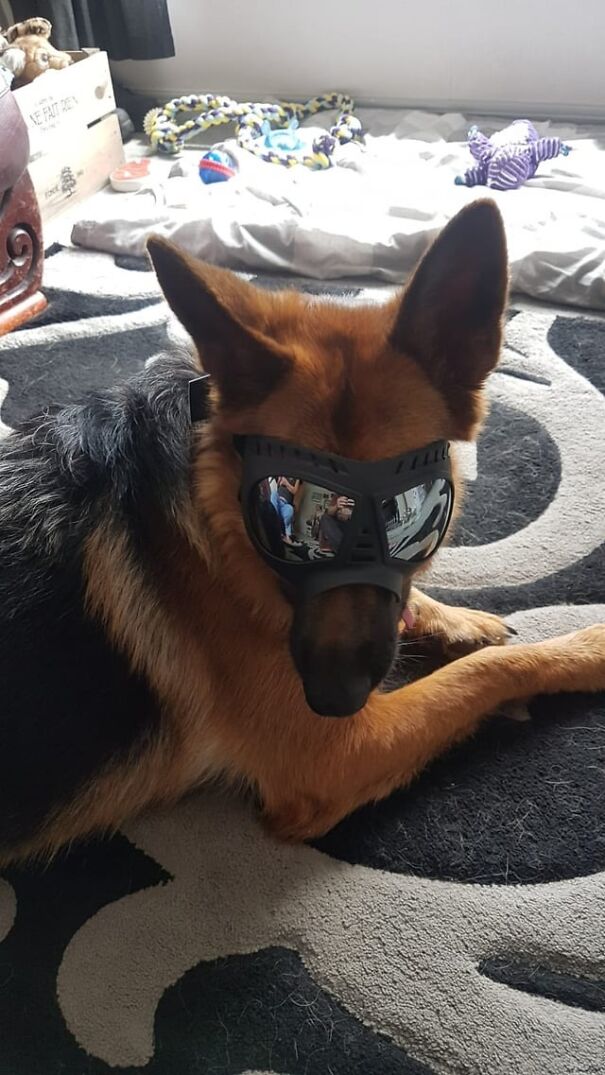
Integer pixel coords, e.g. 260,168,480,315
262,625,605,841
400,587,514,657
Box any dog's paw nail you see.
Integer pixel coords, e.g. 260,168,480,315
506,624,518,636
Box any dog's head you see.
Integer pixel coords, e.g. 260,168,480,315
148,200,508,717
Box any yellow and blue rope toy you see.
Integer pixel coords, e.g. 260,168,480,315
144,91,364,169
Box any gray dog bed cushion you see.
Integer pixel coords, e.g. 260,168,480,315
71,109,605,310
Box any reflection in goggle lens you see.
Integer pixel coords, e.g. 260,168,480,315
381,479,453,561
250,476,452,565
250,477,357,563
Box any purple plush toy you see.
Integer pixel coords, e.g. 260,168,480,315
455,120,571,191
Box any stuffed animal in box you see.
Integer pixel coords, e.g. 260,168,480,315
0,17,71,89
455,119,571,191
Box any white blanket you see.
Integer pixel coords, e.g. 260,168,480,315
72,108,605,309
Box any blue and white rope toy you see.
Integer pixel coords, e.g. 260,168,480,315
144,91,364,168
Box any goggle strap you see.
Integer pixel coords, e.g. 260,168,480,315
232,434,246,458
189,375,212,423
187,377,247,463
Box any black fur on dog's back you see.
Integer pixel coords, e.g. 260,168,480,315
0,354,208,852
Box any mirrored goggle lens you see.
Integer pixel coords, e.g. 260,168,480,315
249,477,357,563
381,478,453,562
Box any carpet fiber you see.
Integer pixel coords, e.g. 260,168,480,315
0,248,604,1075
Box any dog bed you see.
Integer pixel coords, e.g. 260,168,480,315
0,248,603,1074
71,107,605,309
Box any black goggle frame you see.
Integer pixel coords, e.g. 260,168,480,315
237,433,454,599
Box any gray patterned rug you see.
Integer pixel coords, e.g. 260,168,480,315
0,247,603,1075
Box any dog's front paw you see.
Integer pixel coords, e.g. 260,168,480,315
403,603,514,659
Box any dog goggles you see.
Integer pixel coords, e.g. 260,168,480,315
237,434,454,599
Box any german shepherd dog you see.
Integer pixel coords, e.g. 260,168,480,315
1,201,604,864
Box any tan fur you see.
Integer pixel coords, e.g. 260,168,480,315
6,201,605,862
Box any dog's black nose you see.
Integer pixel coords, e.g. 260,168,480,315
290,584,401,718
302,669,372,718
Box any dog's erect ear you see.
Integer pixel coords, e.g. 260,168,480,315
391,201,508,397
147,237,291,407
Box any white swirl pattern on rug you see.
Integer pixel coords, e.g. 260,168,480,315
58,756,605,1074
429,309,605,588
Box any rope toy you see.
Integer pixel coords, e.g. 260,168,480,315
144,91,364,168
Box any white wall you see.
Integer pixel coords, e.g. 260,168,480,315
113,0,605,119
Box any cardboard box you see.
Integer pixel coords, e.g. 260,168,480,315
14,50,124,221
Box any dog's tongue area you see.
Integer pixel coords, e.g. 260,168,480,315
400,605,416,631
